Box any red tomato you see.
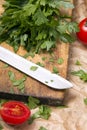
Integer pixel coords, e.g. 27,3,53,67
0,101,31,125
76,18,87,45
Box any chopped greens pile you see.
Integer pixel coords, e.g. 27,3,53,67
0,0,79,53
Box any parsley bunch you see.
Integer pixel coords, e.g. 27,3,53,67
0,0,79,53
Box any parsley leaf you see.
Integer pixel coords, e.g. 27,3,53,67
8,71,15,81
36,62,44,67
57,58,64,64
84,98,87,105
71,70,87,82
28,105,51,124
27,96,40,109
75,60,81,65
30,66,38,71
39,126,48,130
0,124,3,130
53,67,59,74
8,71,26,93
33,8,48,25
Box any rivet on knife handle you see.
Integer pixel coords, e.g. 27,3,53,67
0,46,73,89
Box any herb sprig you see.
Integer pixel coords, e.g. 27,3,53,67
28,105,51,124
8,71,27,93
71,69,87,82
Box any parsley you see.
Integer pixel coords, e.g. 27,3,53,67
0,0,79,53
39,126,48,130
30,66,38,71
36,62,44,67
27,96,40,109
8,71,15,81
28,105,51,124
42,57,47,61
75,60,81,65
71,70,87,82
13,77,26,86
8,71,26,93
53,67,59,74
22,52,35,58
45,81,48,84
57,58,64,64
0,99,7,108
0,124,3,130
84,98,87,105
50,80,54,82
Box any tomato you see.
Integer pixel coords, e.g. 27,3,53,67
0,101,31,125
76,18,87,45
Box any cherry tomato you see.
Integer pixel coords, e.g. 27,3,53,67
76,18,87,45
0,101,31,125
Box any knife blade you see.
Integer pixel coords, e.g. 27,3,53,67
0,46,73,89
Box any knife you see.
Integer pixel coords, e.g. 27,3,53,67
0,46,73,89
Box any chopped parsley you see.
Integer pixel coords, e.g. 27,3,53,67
39,126,48,130
71,69,87,82
75,60,81,65
30,66,38,71
53,67,59,74
0,124,3,130
57,58,64,64
8,71,26,93
84,98,87,105
28,105,51,124
36,62,44,67
27,96,40,109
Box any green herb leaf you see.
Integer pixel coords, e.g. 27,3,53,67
42,57,47,61
23,52,35,58
0,99,7,108
13,77,26,86
27,96,40,109
48,0,74,9
84,98,87,105
57,58,64,64
71,70,87,82
28,105,51,124
0,124,3,130
30,66,38,71
36,62,44,67
8,71,15,81
75,60,81,65
67,22,80,33
39,126,48,130
59,33,75,43
8,71,26,93
41,41,55,51
33,8,48,25
53,67,59,74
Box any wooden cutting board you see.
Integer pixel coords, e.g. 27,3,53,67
0,0,72,105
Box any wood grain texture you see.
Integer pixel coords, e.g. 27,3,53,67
0,0,72,105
